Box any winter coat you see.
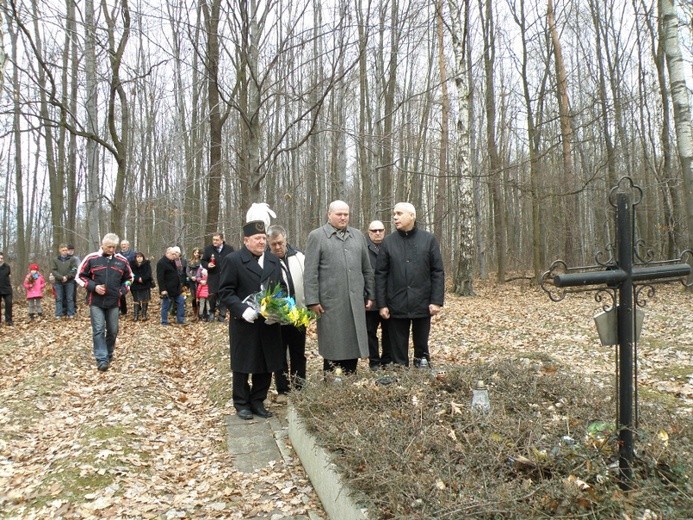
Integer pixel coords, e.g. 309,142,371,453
218,247,285,374
51,255,79,285
23,272,46,299
366,238,382,314
201,242,234,293
367,238,381,269
0,263,11,295
177,257,189,288
77,251,133,308
130,259,154,293
156,256,182,297
303,224,374,360
196,268,210,299
375,226,445,318
120,248,136,264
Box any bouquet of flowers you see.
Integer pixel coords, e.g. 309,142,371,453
243,284,317,329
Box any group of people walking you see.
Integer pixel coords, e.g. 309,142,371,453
0,244,81,325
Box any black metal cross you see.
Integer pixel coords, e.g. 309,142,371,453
541,176,691,488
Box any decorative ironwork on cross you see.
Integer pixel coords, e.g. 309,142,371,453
540,176,692,488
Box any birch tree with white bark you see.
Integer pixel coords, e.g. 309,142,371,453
447,0,475,296
659,0,693,255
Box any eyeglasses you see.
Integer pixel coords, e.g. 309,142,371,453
369,229,385,233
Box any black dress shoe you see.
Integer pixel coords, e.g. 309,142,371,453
237,409,253,420
251,405,273,418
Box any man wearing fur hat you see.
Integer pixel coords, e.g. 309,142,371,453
218,220,285,420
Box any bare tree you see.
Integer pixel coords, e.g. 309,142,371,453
201,0,225,240
101,0,131,235
356,0,377,221
479,0,507,282
659,0,693,256
447,0,474,295
435,0,450,245
547,0,578,265
30,0,65,246
63,0,80,248
509,0,551,281
84,0,101,246
6,10,27,271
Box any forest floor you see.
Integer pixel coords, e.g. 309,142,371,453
0,279,691,519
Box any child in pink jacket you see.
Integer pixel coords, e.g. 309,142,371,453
196,267,210,321
23,263,47,320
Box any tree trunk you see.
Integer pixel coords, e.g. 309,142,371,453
659,0,693,256
480,0,507,282
639,0,680,257
102,0,131,235
356,0,375,220
380,0,399,211
203,0,223,239
31,0,64,247
590,0,617,190
85,0,101,246
65,0,80,247
435,0,450,246
548,0,577,265
8,18,27,272
245,0,263,206
448,0,475,296
514,0,551,281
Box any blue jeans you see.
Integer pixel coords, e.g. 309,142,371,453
54,283,76,317
90,306,119,364
161,294,186,324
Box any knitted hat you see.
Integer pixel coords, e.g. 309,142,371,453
29,263,39,271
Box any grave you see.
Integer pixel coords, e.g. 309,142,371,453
541,176,691,487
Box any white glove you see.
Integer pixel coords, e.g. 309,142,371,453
242,308,259,323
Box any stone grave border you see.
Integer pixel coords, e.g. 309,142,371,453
287,406,371,520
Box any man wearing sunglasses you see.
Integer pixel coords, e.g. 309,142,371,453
366,221,391,369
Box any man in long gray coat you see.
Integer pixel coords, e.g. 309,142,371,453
304,200,375,374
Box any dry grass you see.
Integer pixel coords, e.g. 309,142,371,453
293,281,693,519
292,362,692,519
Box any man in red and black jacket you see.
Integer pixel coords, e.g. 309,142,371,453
77,233,133,372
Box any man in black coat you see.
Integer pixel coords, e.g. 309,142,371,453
218,220,285,420
0,252,13,326
201,232,234,322
118,240,136,316
375,203,445,367
366,220,391,369
157,247,186,325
